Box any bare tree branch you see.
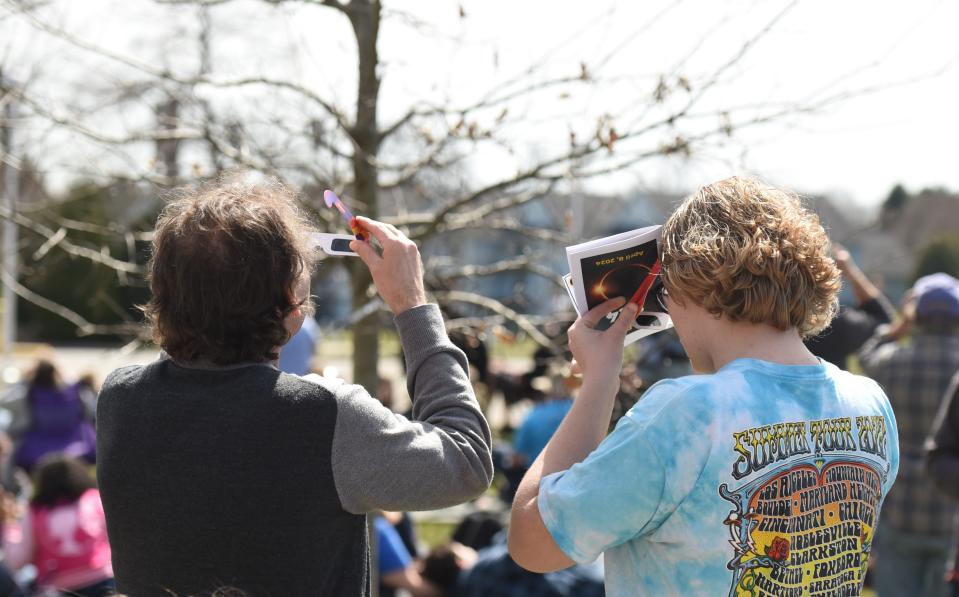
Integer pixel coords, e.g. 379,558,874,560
623,0,798,133
444,182,560,230
1,1,356,138
432,219,572,244
431,290,559,350
427,254,563,289
0,207,145,274
0,267,144,337
3,0,939,357
153,0,235,5
684,1,798,109
444,313,567,335
51,216,154,241
402,2,816,244
11,87,203,145
380,74,586,142
30,226,65,260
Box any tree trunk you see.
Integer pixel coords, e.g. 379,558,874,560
348,1,381,393
156,97,180,183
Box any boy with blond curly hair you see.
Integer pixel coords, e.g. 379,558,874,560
510,177,899,596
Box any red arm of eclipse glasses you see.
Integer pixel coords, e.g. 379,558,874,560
627,258,661,310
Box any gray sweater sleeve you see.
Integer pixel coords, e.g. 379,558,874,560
331,304,493,514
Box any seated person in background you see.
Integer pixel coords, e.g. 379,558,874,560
96,178,492,596
497,373,576,503
12,359,97,474
427,508,602,597
2,454,114,597
0,478,24,597
75,373,100,421
451,510,506,553
509,176,899,596
514,373,576,468
421,538,604,597
804,243,894,369
381,509,420,569
375,515,442,597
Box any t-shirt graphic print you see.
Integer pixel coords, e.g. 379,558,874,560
720,414,892,597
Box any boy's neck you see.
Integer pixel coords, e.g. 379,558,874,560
701,320,819,373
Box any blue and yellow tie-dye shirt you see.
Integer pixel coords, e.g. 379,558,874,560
539,358,899,597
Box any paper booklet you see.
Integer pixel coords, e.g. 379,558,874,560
563,224,673,346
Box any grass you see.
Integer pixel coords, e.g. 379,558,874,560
414,520,458,550
316,330,404,360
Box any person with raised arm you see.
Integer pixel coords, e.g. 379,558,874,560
804,243,895,369
860,272,959,597
97,178,492,597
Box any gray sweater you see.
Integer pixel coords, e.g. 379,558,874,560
96,304,492,596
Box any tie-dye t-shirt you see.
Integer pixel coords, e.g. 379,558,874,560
538,358,899,597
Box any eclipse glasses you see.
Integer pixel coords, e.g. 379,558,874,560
313,233,359,257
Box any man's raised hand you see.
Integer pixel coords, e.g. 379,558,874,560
350,216,428,315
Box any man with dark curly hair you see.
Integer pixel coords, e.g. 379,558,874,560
96,178,492,596
509,177,900,596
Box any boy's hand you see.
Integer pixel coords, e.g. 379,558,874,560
567,297,636,383
350,216,428,315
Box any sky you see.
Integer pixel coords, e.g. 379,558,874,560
3,0,959,213
386,0,959,211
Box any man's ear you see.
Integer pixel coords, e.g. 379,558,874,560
282,302,307,341
284,280,299,308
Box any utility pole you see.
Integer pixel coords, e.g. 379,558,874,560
1,74,19,385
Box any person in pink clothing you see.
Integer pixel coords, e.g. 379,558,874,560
3,455,114,596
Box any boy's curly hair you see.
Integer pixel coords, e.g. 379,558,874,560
142,177,318,365
661,176,840,337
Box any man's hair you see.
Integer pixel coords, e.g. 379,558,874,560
143,177,318,365
661,176,840,337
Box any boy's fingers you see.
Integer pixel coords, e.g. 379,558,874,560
616,303,639,333
581,297,627,329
